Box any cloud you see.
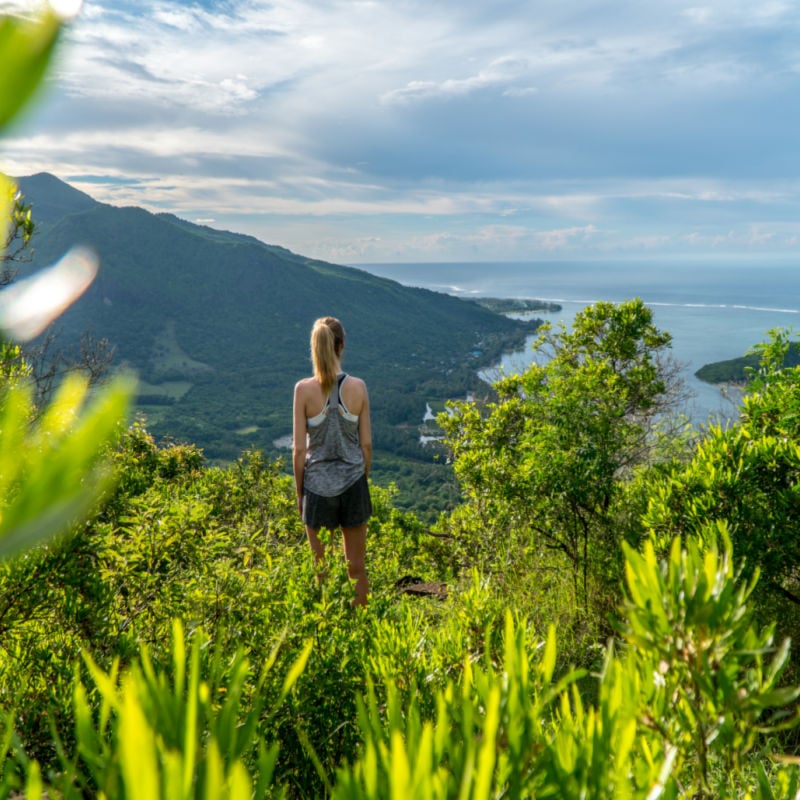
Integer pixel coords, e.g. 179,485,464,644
535,225,598,251
503,86,538,97
380,55,533,104
3,0,800,262
683,7,713,25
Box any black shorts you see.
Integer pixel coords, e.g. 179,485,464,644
302,474,372,531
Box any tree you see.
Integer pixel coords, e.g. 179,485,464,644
1,185,34,285
643,329,800,641
440,299,685,608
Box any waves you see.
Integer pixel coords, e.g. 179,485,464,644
510,297,800,317
647,301,800,315
366,261,800,319
427,285,800,317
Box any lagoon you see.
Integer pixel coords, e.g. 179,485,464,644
356,259,800,424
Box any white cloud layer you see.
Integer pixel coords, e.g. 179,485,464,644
3,0,800,262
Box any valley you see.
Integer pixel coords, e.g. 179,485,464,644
17,173,543,515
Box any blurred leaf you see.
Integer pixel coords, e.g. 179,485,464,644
119,673,160,800
0,10,61,131
0,373,135,560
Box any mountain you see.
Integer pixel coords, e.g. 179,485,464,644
14,173,538,501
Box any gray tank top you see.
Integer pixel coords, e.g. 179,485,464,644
303,374,365,497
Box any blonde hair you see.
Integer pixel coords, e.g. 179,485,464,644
310,316,345,395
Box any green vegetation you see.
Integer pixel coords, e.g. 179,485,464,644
469,297,562,314
3,422,800,798
4,7,800,800
439,300,687,612
6,291,800,798
0,8,134,565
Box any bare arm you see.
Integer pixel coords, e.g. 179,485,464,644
292,381,307,514
359,383,372,479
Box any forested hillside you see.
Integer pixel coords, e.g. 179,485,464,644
697,339,800,384
17,172,539,511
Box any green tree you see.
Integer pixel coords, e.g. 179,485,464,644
1,184,34,284
643,328,800,647
440,299,684,608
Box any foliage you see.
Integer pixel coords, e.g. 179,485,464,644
0,429,446,793
333,615,580,800
334,533,800,800
5,437,795,800
642,329,800,651
0,379,796,798
0,8,62,131
0,5,133,566
44,619,310,800
439,299,685,608
1,185,34,281
694,331,800,386
469,297,562,313
0,373,132,561
620,531,800,795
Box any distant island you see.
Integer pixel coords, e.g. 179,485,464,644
696,342,800,384
470,297,562,314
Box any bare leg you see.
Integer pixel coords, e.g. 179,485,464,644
341,523,369,607
305,526,327,581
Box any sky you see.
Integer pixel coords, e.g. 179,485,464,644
3,0,800,264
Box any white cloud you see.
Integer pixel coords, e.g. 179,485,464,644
150,6,203,31
535,224,598,251
503,86,538,98
4,0,800,262
683,7,713,25
381,55,532,104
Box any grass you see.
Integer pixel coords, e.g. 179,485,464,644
149,320,213,378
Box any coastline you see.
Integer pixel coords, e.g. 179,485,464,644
355,260,800,427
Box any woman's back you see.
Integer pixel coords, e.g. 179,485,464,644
301,374,366,497
299,374,367,421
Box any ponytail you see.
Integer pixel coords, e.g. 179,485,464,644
310,317,345,395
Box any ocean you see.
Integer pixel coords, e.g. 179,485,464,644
355,259,800,423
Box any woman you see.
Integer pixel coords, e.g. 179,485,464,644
293,316,372,606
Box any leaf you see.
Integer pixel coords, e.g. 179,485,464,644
279,639,313,702
0,373,134,560
227,760,253,800
539,624,558,684
474,686,500,800
0,11,61,131
23,761,43,800
389,730,411,800
119,674,160,800
0,484,109,561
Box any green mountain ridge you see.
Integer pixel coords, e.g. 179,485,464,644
15,173,539,507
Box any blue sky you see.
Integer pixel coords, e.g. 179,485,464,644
3,0,800,263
